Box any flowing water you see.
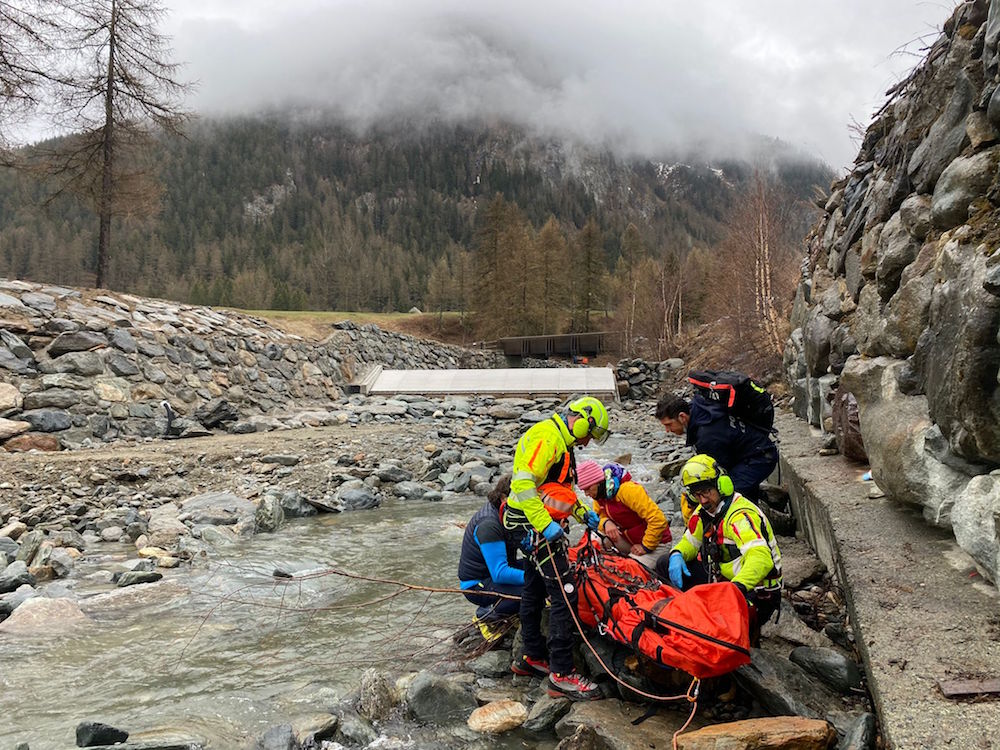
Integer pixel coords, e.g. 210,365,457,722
1,436,656,749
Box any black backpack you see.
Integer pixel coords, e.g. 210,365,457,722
688,370,775,432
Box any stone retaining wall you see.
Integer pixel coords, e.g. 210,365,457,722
0,279,507,448
783,0,1000,586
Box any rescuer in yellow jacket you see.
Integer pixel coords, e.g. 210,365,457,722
658,454,783,636
505,396,609,701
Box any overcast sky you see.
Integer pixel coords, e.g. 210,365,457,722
163,0,955,171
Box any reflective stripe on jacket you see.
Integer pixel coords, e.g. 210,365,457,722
539,482,580,521
506,413,580,532
595,481,670,551
672,493,782,592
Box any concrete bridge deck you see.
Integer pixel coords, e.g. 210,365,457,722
360,366,618,401
778,412,1000,749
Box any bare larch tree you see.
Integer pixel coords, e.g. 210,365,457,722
38,0,190,288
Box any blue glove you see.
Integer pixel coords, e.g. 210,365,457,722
583,510,600,531
542,521,565,543
667,552,690,589
518,534,534,553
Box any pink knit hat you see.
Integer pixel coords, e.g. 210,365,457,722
576,460,605,490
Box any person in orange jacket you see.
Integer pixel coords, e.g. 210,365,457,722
575,460,671,569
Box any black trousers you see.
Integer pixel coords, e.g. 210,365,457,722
463,580,522,619
519,539,577,675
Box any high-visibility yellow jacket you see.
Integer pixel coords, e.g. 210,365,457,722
506,413,585,532
594,481,670,551
672,493,782,592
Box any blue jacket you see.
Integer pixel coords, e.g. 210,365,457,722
687,397,777,479
458,501,525,589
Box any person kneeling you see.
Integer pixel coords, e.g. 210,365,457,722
458,475,523,643
657,454,783,643
575,460,671,569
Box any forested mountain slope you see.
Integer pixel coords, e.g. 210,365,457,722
0,117,831,312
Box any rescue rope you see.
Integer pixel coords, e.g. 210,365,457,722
277,566,522,600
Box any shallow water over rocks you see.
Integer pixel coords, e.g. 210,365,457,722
2,436,654,749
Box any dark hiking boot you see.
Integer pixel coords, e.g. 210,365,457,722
547,671,601,700
511,654,550,678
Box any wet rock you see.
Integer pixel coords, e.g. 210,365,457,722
675,717,836,749
0,595,89,634
523,693,572,733
406,670,478,724
147,510,189,549
331,706,378,746
76,720,129,747
735,649,840,719
555,724,605,750
48,547,76,577
393,481,428,500
467,700,527,733
271,490,314,519
333,484,381,511
358,668,396,721
0,560,36,593
253,723,295,750
15,531,45,565
0,583,38,616
789,646,864,693
181,492,255,524
115,570,163,587
468,650,512,677
555,698,687,748
254,495,285,533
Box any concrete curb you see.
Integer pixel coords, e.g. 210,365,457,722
777,412,1000,749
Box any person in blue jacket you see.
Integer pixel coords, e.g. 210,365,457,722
656,393,777,505
458,474,524,639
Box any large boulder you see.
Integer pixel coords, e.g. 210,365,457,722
951,472,1000,582
675,717,836,750
840,357,971,526
406,671,477,725
0,596,89,635
916,238,1000,464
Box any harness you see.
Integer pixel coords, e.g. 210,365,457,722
701,498,781,590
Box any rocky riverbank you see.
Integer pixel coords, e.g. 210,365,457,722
2,391,873,750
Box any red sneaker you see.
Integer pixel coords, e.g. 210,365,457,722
510,654,550,678
547,671,601,701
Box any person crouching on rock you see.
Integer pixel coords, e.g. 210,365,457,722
575,460,671,570
658,454,783,644
458,474,523,644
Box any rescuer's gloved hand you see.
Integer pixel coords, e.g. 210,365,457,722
732,581,750,599
667,552,690,589
583,510,600,530
542,521,565,543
